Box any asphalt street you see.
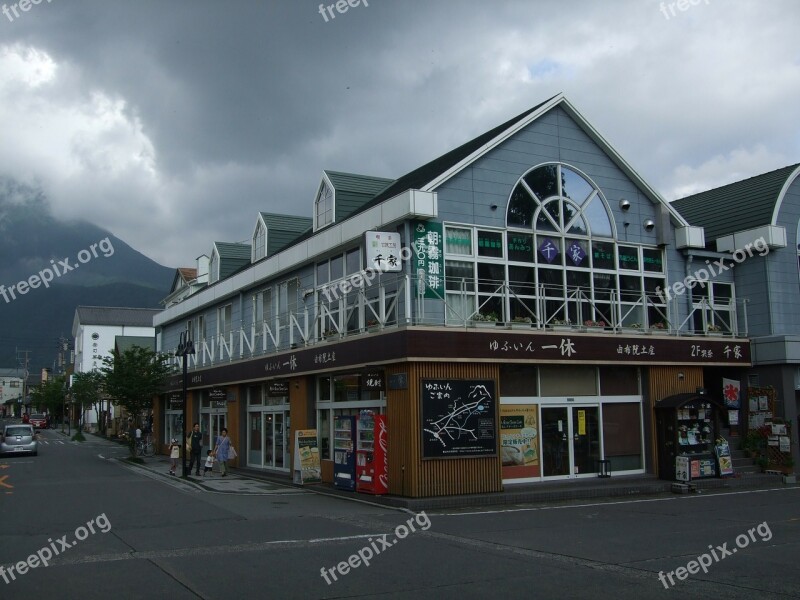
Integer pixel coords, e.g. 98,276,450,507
1,425,798,599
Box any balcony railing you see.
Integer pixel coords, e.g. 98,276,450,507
169,273,748,369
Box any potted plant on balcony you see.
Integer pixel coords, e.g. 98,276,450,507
549,318,573,332
584,319,606,331
471,311,500,328
622,322,646,334
366,319,380,332
706,323,723,335
511,316,533,329
322,328,337,340
650,321,666,333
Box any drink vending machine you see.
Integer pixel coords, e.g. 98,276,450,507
356,410,388,494
333,415,356,490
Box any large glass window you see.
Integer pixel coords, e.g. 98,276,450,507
445,227,473,256
316,374,385,460
440,162,711,329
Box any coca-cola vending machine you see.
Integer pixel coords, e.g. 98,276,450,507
356,410,388,495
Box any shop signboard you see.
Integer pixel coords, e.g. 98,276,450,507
500,404,539,479
267,381,289,397
293,429,321,484
412,221,444,299
715,439,734,476
421,379,496,458
168,392,182,410
675,456,690,482
208,388,226,401
365,231,402,272
361,371,385,392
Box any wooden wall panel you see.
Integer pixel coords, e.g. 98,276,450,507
386,362,502,498
227,387,240,467
646,366,704,472
288,377,311,472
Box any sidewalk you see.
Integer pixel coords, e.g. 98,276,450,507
125,452,797,510
121,454,302,495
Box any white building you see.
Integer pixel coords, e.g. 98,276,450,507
72,306,160,429
0,368,24,416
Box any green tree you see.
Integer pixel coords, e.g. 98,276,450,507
71,371,104,435
100,346,172,453
30,376,66,421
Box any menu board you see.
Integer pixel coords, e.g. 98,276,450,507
715,438,734,476
293,429,321,484
500,404,540,479
421,379,496,458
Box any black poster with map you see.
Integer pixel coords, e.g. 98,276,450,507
421,379,497,458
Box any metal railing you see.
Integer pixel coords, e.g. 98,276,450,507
169,273,748,369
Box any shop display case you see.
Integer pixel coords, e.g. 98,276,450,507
655,392,723,480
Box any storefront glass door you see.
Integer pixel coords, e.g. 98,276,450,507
261,411,290,470
541,405,600,478
203,413,226,450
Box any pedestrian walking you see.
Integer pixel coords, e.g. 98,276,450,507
203,450,215,476
187,422,203,476
212,428,235,477
168,438,180,475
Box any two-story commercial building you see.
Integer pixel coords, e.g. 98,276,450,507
154,94,751,497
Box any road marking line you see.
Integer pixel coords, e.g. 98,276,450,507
437,486,800,516
0,475,13,489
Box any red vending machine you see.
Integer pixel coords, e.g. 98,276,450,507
356,410,388,495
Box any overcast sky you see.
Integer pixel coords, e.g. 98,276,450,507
1,0,798,268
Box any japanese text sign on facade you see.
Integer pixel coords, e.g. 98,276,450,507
365,231,402,272
412,221,444,299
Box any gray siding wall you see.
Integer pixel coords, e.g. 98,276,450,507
771,176,800,335
433,106,684,324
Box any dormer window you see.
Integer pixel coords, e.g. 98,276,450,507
253,221,266,262
315,181,334,230
209,250,220,284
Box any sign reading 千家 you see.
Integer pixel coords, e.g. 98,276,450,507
365,231,402,272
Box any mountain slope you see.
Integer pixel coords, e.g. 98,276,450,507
0,178,174,373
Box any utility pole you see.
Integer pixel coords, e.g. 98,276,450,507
16,348,30,416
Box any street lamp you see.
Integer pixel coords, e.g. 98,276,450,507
175,331,195,478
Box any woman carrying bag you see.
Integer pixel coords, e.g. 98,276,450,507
213,428,236,477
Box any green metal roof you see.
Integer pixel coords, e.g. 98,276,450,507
259,213,312,256
671,163,800,241
214,242,251,279
324,171,394,222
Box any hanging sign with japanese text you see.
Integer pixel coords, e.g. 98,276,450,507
412,221,444,299
365,231,402,272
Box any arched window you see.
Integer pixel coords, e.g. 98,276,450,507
442,162,666,328
507,164,613,238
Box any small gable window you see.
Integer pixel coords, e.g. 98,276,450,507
253,221,266,262
315,181,334,230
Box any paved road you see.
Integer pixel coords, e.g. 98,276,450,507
1,427,799,599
